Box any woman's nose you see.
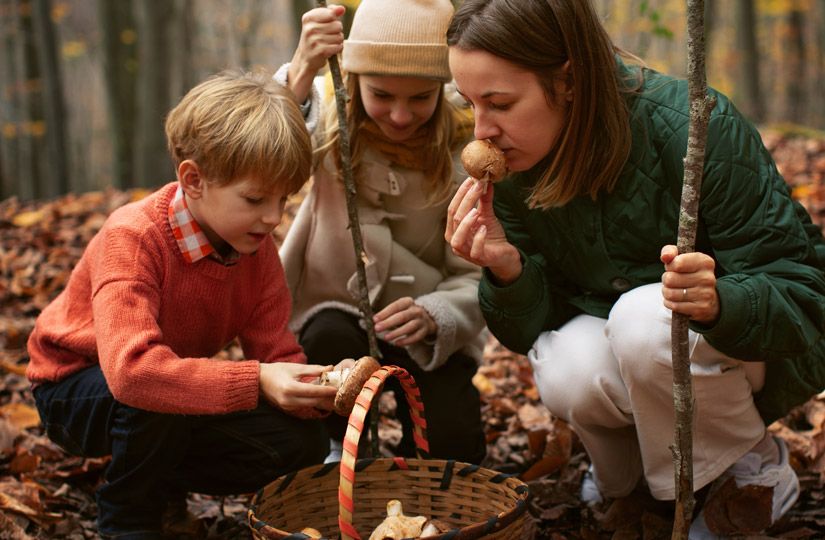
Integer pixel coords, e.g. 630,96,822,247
473,111,499,141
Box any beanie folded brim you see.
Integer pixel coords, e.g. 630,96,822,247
343,41,451,82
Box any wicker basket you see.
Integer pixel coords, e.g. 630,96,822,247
248,365,532,540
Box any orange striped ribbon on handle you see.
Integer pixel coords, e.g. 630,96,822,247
338,366,429,540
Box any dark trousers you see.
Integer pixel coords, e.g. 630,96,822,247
33,366,328,539
300,309,486,464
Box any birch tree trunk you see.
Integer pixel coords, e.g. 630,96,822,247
672,0,716,537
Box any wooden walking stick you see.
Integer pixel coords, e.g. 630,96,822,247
316,0,382,455
671,0,716,538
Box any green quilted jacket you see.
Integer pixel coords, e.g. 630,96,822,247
480,65,825,424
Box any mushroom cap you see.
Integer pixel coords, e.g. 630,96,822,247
333,356,381,416
460,139,507,183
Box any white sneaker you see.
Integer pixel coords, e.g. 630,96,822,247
324,438,343,464
580,464,604,505
689,436,799,539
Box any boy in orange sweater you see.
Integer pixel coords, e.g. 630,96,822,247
26,71,344,539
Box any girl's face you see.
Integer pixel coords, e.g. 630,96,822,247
358,75,441,142
449,47,570,173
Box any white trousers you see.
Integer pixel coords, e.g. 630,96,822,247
528,283,766,500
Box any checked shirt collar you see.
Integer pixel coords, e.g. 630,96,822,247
168,185,239,265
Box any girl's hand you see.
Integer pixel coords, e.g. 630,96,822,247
259,362,337,411
446,178,522,284
374,297,436,346
660,244,720,324
287,4,345,103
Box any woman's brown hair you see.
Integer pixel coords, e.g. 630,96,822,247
447,0,636,208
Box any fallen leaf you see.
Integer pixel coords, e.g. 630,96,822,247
0,403,41,430
11,210,45,228
702,477,773,535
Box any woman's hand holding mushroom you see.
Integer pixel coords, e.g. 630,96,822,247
446,178,522,285
373,297,436,346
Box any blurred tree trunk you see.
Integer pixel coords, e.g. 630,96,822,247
18,0,44,200
0,0,20,199
176,0,197,93
134,1,175,188
234,0,264,69
735,0,763,123
98,0,137,189
32,0,68,197
816,0,825,127
784,2,805,124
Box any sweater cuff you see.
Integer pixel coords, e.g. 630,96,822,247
406,294,457,371
224,361,261,412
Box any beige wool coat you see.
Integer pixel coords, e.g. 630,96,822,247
279,147,486,371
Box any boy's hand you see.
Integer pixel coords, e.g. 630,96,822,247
259,362,337,412
287,4,345,104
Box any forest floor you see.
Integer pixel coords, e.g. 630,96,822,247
1,126,825,539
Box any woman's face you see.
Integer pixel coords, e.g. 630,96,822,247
358,75,441,142
449,47,570,172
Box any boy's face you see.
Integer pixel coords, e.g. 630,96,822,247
185,174,288,255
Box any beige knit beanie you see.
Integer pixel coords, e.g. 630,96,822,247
342,0,454,82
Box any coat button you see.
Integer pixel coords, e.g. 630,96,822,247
611,277,631,292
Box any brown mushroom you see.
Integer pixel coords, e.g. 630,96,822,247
460,139,507,184
317,356,381,416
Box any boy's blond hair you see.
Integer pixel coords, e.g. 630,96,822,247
165,70,311,194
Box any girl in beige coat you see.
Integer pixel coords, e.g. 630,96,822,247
279,0,486,463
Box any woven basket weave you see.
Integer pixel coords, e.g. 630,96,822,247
248,365,532,540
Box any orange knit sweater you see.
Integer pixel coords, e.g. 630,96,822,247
26,182,305,415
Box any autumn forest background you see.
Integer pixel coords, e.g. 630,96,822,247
2,0,825,539
1,0,825,200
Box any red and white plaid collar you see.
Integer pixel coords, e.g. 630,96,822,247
168,185,238,265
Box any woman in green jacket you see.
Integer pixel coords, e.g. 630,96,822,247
445,0,825,537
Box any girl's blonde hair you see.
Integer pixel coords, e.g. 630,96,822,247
165,70,312,194
448,0,639,208
314,73,466,205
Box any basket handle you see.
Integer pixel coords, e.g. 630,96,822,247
337,365,429,540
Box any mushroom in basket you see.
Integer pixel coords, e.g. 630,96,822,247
369,500,446,540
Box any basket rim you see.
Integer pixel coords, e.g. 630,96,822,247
248,456,530,540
